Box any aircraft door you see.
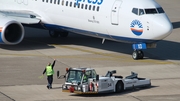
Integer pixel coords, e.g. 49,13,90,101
111,0,122,25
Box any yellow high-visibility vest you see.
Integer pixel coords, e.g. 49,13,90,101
46,66,54,76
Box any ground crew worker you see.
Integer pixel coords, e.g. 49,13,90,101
83,74,88,82
43,59,56,89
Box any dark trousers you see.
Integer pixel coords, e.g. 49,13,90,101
47,75,53,87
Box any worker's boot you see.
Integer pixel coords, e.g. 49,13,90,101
47,84,50,89
50,84,52,89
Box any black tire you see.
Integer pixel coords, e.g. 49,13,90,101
116,81,123,93
138,50,144,59
132,50,138,60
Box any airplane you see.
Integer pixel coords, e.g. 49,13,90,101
0,0,173,60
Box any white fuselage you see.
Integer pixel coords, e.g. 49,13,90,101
0,0,172,44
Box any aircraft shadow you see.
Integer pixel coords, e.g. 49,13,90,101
0,27,180,61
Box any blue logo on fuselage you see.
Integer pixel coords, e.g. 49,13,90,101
76,0,103,5
130,20,143,36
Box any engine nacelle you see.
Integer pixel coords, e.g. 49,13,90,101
0,18,24,45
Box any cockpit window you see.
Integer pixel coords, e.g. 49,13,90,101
145,8,157,14
139,9,145,15
132,8,144,16
132,7,164,16
157,7,165,13
132,8,138,15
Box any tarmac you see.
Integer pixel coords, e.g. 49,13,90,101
0,0,180,101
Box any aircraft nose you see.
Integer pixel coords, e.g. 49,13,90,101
153,15,173,40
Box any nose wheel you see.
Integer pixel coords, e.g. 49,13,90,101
132,50,144,60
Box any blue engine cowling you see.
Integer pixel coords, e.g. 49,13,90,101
0,18,24,45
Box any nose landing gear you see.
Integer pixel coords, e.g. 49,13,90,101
132,50,144,60
132,43,146,60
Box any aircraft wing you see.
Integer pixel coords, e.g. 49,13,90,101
0,10,41,24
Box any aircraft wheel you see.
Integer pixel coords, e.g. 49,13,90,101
49,31,59,38
116,81,123,93
138,50,144,59
132,50,138,60
132,50,144,60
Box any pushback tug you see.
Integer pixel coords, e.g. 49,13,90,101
57,68,151,94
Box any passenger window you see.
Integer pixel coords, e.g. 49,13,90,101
89,5,91,10
74,2,76,7
78,3,80,8
81,4,84,9
50,0,52,3
62,0,64,5
132,8,138,15
46,0,48,3
70,2,72,7
139,9,144,15
97,6,100,11
54,0,56,4
93,6,95,11
66,1,68,6
57,0,60,4
85,4,88,10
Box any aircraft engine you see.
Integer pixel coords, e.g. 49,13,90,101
0,18,24,45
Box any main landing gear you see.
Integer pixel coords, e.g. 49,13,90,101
132,50,144,60
49,30,69,38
